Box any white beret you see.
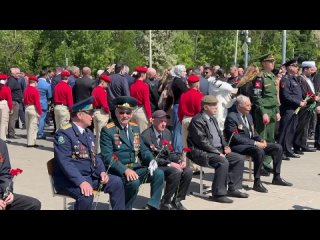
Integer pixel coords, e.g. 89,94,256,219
302,61,316,68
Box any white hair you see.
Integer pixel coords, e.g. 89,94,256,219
236,94,250,107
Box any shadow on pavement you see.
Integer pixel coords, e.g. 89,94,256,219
7,141,53,152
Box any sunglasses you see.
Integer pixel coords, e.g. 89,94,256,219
119,111,132,115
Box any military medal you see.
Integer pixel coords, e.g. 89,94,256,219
133,133,140,163
91,141,96,167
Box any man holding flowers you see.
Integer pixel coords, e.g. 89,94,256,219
0,139,41,210
53,97,125,210
100,96,164,210
141,110,192,210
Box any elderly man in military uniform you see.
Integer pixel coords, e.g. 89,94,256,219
251,53,280,174
278,58,307,159
141,110,192,210
53,97,125,210
100,96,164,210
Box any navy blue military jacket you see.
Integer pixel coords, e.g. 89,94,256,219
53,122,106,188
280,74,303,110
0,139,13,196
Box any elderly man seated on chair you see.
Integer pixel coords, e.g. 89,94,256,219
53,97,125,210
141,110,192,210
187,95,248,203
224,95,293,194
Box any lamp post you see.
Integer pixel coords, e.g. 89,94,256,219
149,30,152,68
282,30,287,64
242,30,251,68
234,30,239,65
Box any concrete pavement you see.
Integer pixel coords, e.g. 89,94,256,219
7,126,320,210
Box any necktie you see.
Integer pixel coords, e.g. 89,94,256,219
243,115,249,128
157,134,162,145
123,126,128,139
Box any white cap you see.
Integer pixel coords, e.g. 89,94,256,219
97,70,104,76
302,61,316,68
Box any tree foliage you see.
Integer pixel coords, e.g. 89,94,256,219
1,30,320,74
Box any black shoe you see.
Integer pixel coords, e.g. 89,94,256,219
282,154,290,161
260,168,270,176
272,177,293,186
212,195,233,203
301,147,316,152
286,153,300,158
294,149,304,155
171,201,187,210
145,204,158,210
160,203,176,210
227,190,249,198
253,182,268,193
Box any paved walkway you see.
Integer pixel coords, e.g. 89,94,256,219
7,127,320,210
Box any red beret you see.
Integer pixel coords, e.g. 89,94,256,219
187,75,200,83
0,74,9,80
100,74,111,83
135,66,148,73
28,75,38,82
61,70,70,77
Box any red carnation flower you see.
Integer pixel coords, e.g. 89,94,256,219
263,119,269,125
234,129,239,134
112,154,119,161
182,147,192,152
162,139,169,146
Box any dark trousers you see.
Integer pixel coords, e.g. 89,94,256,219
294,108,314,149
59,175,125,210
232,143,283,179
159,166,192,204
8,101,19,137
18,102,25,126
206,152,244,196
308,111,317,137
315,113,320,147
278,109,298,155
122,167,164,210
6,193,41,210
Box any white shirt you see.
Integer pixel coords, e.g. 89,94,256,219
153,127,162,145
120,124,129,139
73,122,85,134
304,75,315,94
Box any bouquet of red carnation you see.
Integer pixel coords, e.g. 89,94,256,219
2,168,23,200
227,128,239,146
295,92,315,114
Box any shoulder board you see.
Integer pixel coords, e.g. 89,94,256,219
129,121,138,126
61,123,72,130
106,122,115,128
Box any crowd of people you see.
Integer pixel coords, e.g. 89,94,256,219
0,55,318,210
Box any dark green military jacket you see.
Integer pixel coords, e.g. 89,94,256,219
253,70,279,115
100,121,154,176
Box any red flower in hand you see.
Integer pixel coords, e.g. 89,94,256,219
169,145,173,152
182,147,192,152
233,129,239,134
10,168,23,176
161,139,169,146
263,119,269,125
111,154,119,161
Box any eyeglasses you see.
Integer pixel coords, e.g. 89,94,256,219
119,111,132,115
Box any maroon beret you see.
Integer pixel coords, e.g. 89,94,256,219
28,75,38,82
100,74,111,83
61,70,70,77
187,75,200,83
0,74,9,80
135,66,148,73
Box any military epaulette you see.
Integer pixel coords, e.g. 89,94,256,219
129,121,138,127
106,122,115,128
61,123,72,130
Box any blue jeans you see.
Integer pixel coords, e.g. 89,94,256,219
172,104,183,153
38,109,47,137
